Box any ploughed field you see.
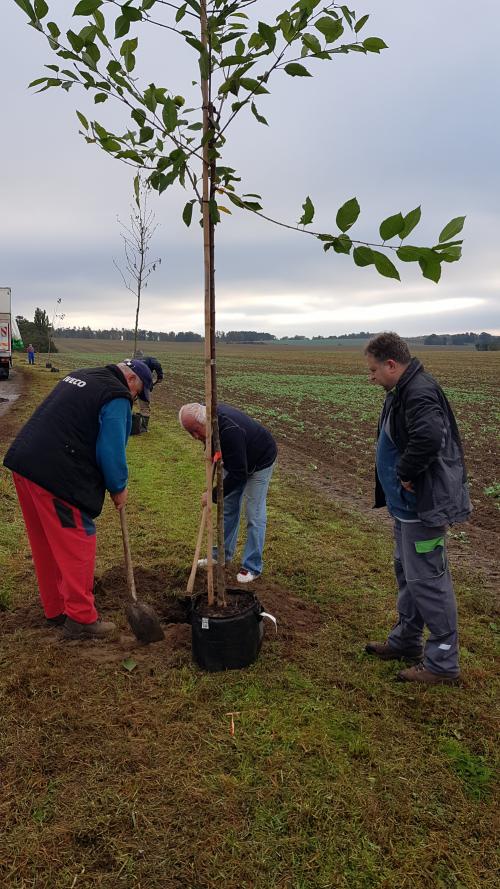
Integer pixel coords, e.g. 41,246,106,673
48,339,500,532
0,341,498,889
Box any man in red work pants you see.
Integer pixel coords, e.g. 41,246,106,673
3,360,152,639
13,475,99,626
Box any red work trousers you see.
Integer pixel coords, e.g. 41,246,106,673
13,473,99,624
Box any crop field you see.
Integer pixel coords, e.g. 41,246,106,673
0,341,498,889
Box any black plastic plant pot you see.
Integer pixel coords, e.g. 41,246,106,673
191,589,264,672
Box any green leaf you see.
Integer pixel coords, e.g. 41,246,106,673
353,246,374,267
94,92,108,103
363,37,388,53
162,97,178,132
336,197,360,232
284,63,311,77
315,17,344,43
139,126,154,143
122,657,137,672
239,77,269,94
354,14,369,34
299,196,315,226
372,250,401,280
397,245,428,262
131,108,146,127
251,102,268,126
198,48,210,81
258,21,276,51
209,199,220,225
419,255,441,282
438,215,466,243
29,77,49,88
400,206,421,240
302,33,322,54
175,4,187,23
333,234,352,254
13,0,36,20
34,0,49,19
67,30,84,52
101,138,121,152
47,21,61,38
379,212,404,241
115,15,130,38
438,245,462,263
76,110,89,129
74,0,102,14
183,200,195,227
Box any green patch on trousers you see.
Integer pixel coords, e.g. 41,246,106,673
414,536,445,554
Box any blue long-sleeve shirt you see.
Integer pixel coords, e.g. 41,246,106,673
96,398,132,493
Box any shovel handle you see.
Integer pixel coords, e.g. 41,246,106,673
119,507,137,603
186,506,207,595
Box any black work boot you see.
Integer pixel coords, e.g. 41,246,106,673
46,613,66,627
365,641,424,661
63,618,116,640
140,414,150,432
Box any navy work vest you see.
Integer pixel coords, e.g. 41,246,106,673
4,365,132,517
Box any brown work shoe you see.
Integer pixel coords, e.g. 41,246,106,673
63,618,116,640
397,662,460,685
365,641,423,661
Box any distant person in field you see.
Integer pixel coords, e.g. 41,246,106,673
130,350,164,432
364,332,471,685
179,403,277,583
3,359,153,640
27,344,35,365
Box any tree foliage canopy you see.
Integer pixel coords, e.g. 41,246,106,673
14,0,465,283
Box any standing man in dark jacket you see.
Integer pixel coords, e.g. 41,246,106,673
3,359,153,639
364,332,471,684
132,350,164,432
179,402,277,583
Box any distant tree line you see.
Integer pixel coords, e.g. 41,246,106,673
16,310,58,353
28,320,499,350
54,326,202,342
423,331,497,346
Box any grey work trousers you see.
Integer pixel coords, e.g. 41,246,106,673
388,519,460,676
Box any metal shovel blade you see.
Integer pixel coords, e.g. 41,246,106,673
125,601,165,644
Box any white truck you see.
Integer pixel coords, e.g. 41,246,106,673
0,287,23,379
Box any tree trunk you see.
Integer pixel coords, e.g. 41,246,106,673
201,0,215,604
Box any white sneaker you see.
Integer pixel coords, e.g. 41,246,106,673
236,569,258,583
197,558,208,568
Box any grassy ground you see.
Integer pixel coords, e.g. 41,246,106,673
0,344,498,888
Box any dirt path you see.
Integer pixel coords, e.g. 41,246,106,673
0,367,26,419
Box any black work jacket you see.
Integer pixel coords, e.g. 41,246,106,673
374,358,471,526
214,403,277,500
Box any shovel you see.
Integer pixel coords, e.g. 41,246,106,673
186,506,207,595
119,507,165,644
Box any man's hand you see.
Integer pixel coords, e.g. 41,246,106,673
111,487,128,510
400,479,415,493
201,490,208,507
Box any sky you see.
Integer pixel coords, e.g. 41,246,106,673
1,0,499,337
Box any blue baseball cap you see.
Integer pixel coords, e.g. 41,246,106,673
123,359,153,403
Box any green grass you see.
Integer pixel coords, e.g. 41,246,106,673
0,346,498,888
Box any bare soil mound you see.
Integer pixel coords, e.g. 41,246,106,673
0,564,325,666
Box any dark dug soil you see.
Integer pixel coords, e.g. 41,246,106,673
0,564,325,667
